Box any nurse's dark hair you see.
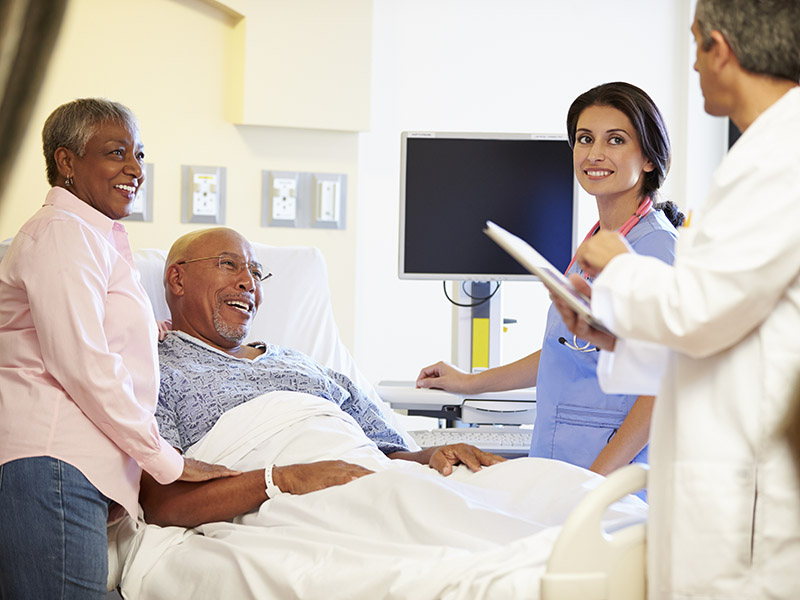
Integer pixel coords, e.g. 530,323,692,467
566,81,684,228
695,0,800,82
42,98,139,186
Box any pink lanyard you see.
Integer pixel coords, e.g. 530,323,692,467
564,197,653,274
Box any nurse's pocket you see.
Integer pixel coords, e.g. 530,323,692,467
552,404,626,468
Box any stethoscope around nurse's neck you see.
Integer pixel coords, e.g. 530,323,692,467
559,197,653,353
563,196,653,278
558,336,599,352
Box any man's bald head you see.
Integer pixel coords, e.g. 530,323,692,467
165,228,252,279
163,228,264,353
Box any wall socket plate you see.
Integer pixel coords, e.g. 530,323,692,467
311,172,346,229
262,170,346,229
262,170,301,227
123,163,154,222
181,165,226,224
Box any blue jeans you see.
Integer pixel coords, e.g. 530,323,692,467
0,457,111,600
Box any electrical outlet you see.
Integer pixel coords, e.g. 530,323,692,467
181,165,226,224
272,176,298,220
192,173,218,216
263,171,301,227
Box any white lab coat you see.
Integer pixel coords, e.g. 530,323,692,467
591,86,800,599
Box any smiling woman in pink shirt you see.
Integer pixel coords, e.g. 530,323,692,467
0,98,239,599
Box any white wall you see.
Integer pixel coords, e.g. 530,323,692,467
354,0,726,384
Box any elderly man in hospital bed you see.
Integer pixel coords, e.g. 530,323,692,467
141,227,504,527
115,227,647,599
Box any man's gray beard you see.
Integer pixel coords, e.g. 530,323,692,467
213,305,248,344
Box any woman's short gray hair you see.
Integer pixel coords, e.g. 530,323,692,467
41,98,139,185
695,0,800,83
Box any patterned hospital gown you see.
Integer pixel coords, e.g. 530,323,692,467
156,331,408,454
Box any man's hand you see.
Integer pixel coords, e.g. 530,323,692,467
273,460,374,495
548,274,617,351
140,460,372,527
416,361,474,393
178,457,242,482
427,444,506,476
575,230,631,278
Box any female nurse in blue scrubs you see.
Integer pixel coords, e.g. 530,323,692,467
416,82,684,477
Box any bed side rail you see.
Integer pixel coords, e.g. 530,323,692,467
541,463,648,600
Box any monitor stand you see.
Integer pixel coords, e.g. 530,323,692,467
451,281,503,373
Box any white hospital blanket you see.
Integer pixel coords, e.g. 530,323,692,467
117,392,647,599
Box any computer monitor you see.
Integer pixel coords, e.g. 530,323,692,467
399,132,579,281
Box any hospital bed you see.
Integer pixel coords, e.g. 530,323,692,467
0,238,648,599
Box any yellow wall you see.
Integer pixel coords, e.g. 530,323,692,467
219,0,372,130
1,0,371,349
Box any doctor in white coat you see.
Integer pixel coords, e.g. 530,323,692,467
549,0,800,598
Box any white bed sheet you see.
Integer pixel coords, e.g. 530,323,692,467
114,391,647,600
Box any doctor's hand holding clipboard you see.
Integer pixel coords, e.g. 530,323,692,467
550,229,634,351
484,220,625,352
547,230,672,398
549,273,618,351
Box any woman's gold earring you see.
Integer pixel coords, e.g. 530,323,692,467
65,176,73,187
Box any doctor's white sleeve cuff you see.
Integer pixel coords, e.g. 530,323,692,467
592,260,668,396
597,339,668,395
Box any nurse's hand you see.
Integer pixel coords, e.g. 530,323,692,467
416,361,476,393
179,457,242,482
428,444,506,475
576,231,632,278
549,275,617,351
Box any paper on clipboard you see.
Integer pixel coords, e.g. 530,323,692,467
483,220,612,335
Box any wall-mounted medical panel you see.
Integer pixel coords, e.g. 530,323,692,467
262,170,304,228
310,172,346,230
262,170,346,229
181,165,226,224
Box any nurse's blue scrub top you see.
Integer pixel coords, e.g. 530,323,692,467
529,209,678,468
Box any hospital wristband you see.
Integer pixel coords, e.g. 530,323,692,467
265,464,283,498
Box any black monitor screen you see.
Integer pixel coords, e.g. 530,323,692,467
399,133,577,280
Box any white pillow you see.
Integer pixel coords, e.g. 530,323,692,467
0,238,11,262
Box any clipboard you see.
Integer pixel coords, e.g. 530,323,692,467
483,220,612,335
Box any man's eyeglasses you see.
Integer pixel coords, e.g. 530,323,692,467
176,254,272,282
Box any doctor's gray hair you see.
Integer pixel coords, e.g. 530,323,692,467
695,0,800,83
42,98,140,185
